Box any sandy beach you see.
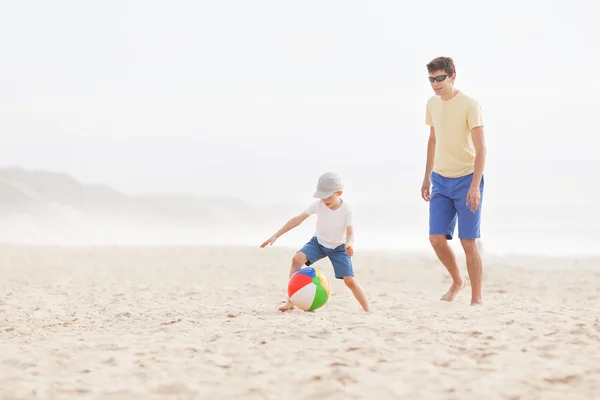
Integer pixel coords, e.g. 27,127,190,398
0,244,599,399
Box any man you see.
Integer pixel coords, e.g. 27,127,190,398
421,56,486,306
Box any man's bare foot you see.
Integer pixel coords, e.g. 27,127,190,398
440,279,467,302
470,298,483,306
278,300,295,312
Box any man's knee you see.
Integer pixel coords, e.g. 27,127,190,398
292,252,307,267
429,234,448,249
460,238,479,253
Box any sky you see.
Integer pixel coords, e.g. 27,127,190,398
0,0,598,208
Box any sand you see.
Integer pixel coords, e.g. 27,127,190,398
0,244,599,399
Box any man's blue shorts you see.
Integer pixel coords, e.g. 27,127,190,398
298,236,353,279
429,171,484,240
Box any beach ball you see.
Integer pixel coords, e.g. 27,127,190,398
288,267,330,311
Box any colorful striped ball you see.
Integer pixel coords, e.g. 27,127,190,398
288,267,330,311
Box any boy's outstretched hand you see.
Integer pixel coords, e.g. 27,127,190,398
260,236,277,248
345,244,354,256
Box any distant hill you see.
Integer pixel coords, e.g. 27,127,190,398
0,167,272,223
0,168,279,245
0,167,597,255
0,167,424,226
0,167,430,246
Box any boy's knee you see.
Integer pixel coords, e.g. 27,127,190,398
343,276,357,289
292,252,307,267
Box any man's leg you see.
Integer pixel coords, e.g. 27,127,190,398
460,239,483,306
429,173,466,301
454,175,485,306
430,235,466,301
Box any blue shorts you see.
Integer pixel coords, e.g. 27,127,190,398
298,236,354,279
429,172,484,240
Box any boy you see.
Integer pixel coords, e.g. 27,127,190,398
260,172,370,312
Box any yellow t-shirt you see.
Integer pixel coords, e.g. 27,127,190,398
425,91,484,178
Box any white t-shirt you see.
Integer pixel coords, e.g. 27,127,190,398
304,200,353,249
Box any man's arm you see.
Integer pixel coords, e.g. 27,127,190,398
465,126,486,212
424,126,436,179
421,127,436,201
470,126,486,188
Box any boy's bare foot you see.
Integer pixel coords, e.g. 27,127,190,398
278,300,295,312
440,279,467,302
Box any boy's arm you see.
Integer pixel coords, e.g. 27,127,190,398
345,226,355,256
346,226,355,247
260,212,310,248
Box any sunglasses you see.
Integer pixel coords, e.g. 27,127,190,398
428,74,452,83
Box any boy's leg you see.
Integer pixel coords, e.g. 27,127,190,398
328,247,369,312
279,237,326,311
454,175,485,306
343,277,370,312
429,172,465,301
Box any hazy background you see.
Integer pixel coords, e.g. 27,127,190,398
0,0,598,255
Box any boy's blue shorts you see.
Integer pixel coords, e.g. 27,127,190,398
298,236,353,279
429,171,484,240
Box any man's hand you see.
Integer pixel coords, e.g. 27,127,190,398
466,185,481,212
345,244,354,256
260,236,277,248
421,177,431,202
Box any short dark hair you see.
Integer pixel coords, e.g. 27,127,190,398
426,56,456,75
